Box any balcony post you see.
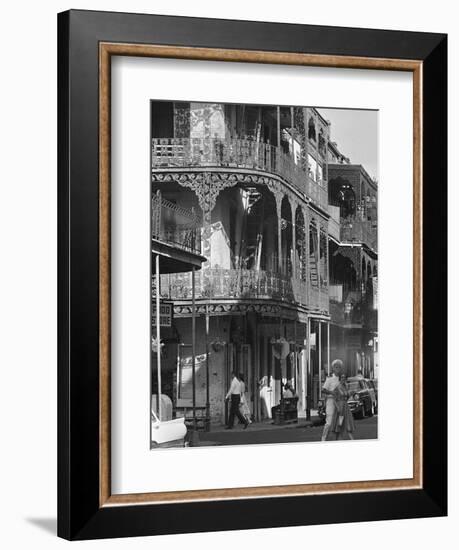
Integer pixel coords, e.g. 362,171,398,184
275,193,283,273
205,303,210,431
191,266,196,434
292,206,297,279
155,254,162,421
303,107,309,175
306,317,311,421
318,321,322,399
317,223,321,293
276,106,281,148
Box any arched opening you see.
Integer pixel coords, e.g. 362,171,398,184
329,178,356,219
308,117,316,141
212,185,279,273
280,196,293,277
258,190,279,272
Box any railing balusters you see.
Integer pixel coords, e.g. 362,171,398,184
152,137,328,210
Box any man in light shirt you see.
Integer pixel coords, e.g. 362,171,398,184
225,371,249,429
321,359,344,441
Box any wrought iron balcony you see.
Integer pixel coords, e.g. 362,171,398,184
152,138,328,211
341,219,377,251
152,191,201,255
328,287,377,329
161,268,328,312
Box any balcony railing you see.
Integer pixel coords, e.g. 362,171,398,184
152,191,201,255
341,219,377,251
152,138,328,211
329,289,377,329
161,268,329,312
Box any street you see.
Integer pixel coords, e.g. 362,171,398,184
197,415,378,446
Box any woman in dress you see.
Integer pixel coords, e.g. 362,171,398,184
259,376,272,419
238,373,252,424
331,374,355,440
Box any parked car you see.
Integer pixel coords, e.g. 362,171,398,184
346,377,375,419
151,410,187,448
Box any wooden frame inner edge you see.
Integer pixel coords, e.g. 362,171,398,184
99,42,423,507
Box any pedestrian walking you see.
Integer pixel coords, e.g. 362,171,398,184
259,376,272,419
238,373,252,424
225,371,249,429
330,374,355,440
321,359,343,441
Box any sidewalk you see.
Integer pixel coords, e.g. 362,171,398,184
208,418,314,434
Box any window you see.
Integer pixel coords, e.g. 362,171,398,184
308,117,316,141
308,154,317,181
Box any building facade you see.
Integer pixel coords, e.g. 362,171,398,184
328,162,378,379
151,102,337,425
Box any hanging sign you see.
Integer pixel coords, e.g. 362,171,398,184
152,302,173,327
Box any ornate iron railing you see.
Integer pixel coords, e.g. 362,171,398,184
152,191,201,254
341,219,377,251
152,138,328,211
161,268,328,312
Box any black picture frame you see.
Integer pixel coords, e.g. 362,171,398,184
58,9,447,540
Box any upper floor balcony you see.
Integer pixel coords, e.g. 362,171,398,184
329,285,377,329
341,219,377,252
152,137,328,211
160,268,329,313
152,191,202,256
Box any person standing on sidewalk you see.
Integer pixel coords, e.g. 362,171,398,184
321,359,343,441
330,373,355,440
225,371,249,430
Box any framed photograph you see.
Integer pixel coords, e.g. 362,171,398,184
58,9,447,540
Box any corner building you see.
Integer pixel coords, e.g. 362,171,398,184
151,102,335,425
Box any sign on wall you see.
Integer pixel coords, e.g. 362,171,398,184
152,302,173,327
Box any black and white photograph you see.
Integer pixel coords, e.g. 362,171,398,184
150,101,378,448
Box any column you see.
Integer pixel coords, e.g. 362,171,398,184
277,106,281,148
303,207,310,303
155,254,162,420
306,317,311,420
318,321,322,398
291,200,297,279
317,223,321,292
275,193,283,272
191,266,196,431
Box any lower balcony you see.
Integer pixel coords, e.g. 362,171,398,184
160,268,328,312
